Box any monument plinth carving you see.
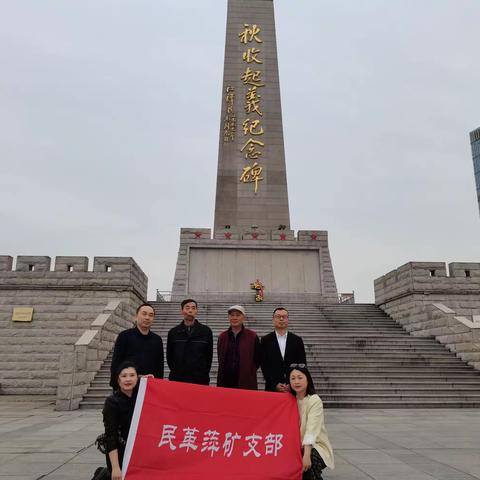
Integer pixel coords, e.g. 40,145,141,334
172,0,337,303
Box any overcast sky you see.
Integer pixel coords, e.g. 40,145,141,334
1,0,479,303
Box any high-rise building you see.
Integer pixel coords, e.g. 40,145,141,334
470,127,480,214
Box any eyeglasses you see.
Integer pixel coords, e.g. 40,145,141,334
289,363,306,369
273,314,288,319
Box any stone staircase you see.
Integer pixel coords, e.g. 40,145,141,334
79,302,480,408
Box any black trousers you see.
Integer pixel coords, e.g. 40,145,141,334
302,448,327,480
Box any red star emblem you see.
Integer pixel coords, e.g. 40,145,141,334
251,233,259,240
194,231,202,238
224,232,232,239
310,234,318,240
280,234,287,240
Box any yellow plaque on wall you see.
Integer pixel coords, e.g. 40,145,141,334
12,307,34,322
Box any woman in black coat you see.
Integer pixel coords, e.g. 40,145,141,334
102,361,138,480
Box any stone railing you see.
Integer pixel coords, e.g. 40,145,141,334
56,299,132,411
338,292,355,304
419,303,480,370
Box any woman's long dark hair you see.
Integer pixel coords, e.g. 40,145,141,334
288,364,316,396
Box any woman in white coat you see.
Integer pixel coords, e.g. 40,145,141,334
289,364,334,480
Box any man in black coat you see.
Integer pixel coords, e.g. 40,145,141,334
110,303,164,388
260,307,307,392
167,299,213,385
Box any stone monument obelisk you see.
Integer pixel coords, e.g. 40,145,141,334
172,0,338,303
214,0,290,231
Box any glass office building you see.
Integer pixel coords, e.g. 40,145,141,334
470,127,480,215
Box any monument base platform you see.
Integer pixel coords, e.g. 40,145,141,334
171,228,338,303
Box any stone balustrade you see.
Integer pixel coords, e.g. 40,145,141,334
56,299,132,411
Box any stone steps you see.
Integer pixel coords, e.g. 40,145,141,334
99,357,470,367
89,375,480,383
79,398,480,409
79,302,480,409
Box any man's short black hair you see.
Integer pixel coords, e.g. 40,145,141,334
136,302,154,314
273,307,288,316
181,298,198,309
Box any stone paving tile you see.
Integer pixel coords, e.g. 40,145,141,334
343,429,401,450
324,463,375,479
0,461,62,476
42,462,101,479
337,450,405,465
0,453,19,464
69,446,104,464
412,463,480,480
325,432,367,449
1,399,480,480
12,452,75,464
410,449,480,479
0,476,38,480
356,461,440,479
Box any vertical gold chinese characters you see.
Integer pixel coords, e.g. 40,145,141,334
223,86,236,143
238,24,265,193
223,86,237,143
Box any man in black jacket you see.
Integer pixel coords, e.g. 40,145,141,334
167,299,213,385
110,303,164,388
260,307,307,392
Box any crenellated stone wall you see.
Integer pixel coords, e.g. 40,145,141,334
375,262,480,322
374,261,480,369
0,255,148,399
0,255,147,300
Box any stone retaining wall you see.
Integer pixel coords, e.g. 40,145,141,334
374,261,480,369
0,255,147,397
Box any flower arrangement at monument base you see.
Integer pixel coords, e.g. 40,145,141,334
250,279,265,302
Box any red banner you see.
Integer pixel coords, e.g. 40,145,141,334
123,378,302,480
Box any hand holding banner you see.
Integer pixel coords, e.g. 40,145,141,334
123,378,302,479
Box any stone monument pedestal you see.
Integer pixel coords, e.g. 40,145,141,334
172,228,337,303
171,1,339,304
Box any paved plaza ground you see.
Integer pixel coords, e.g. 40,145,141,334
0,396,479,480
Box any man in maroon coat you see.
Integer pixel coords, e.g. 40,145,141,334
217,305,260,390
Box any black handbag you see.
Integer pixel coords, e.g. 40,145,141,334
91,466,109,480
95,428,126,455
94,433,107,455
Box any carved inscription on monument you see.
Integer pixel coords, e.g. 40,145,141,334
223,86,237,143
239,24,265,193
